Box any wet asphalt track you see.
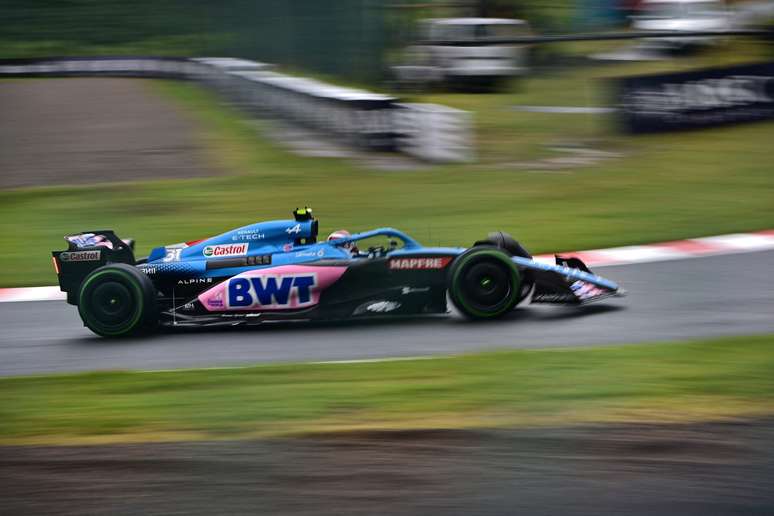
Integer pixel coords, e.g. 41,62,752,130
1,250,773,377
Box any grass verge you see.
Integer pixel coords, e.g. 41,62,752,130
1,335,773,445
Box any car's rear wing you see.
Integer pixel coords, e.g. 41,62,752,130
52,230,135,305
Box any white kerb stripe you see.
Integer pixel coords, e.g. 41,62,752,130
591,245,689,264
697,233,774,251
0,286,65,303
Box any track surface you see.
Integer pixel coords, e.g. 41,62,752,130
4,420,774,515
1,250,773,377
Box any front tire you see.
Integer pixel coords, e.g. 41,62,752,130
448,247,521,320
474,231,534,303
77,263,158,337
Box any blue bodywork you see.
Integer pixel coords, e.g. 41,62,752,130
140,218,621,294
54,212,625,338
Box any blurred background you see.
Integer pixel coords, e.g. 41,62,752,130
1,0,772,80
1,0,773,287
1,1,774,515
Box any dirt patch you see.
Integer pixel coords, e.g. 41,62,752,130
0,78,219,189
2,419,773,515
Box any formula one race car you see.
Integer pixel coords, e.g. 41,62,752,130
52,208,624,337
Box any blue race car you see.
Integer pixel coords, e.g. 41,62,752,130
52,208,624,337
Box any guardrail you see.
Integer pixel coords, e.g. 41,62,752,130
0,56,199,78
395,103,474,163
227,70,399,150
0,56,472,163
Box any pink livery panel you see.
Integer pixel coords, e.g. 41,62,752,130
198,265,347,312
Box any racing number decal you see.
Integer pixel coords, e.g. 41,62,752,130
163,248,182,262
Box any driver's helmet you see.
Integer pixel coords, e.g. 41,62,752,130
327,230,358,253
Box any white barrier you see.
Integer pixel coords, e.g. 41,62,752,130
189,57,273,99
394,103,474,163
0,56,474,161
227,70,398,149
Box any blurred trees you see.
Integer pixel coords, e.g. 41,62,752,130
1,0,616,82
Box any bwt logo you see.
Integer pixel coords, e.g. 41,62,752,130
227,275,317,309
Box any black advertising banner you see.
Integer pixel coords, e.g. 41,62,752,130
615,61,774,134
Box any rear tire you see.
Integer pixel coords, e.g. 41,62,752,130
448,247,521,320
77,263,158,337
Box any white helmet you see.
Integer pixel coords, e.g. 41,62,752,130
327,230,351,242
327,230,358,252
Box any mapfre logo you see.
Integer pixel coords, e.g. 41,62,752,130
389,257,452,270
59,250,101,262
203,243,248,258
227,275,316,309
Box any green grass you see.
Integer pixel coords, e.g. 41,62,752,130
2,41,773,287
411,39,774,163
1,335,773,445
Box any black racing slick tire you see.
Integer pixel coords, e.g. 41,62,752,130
77,263,158,338
475,231,534,303
448,247,521,320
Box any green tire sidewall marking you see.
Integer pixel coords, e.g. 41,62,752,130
79,268,145,336
451,250,521,319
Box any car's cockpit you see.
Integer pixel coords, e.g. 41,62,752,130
292,206,421,260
